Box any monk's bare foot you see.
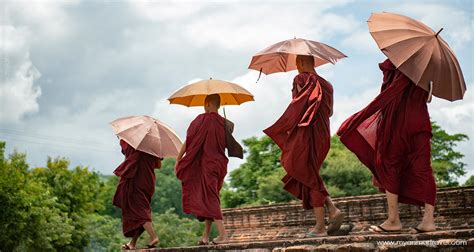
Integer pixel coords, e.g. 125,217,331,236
327,209,344,234
328,208,342,220
211,236,228,245
198,237,209,245
369,219,402,233
146,237,159,248
122,242,135,250
409,222,436,234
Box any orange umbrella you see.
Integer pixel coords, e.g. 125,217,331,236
110,115,183,158
248,38,347,75
368,12,466,101
168,79,254,107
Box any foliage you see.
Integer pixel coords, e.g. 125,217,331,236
431,121,469,187
221,136,292,208
464,175,474,186
0,119,469,250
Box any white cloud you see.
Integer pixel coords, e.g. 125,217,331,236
3,0,79,41
128,0,206,22
182,2,358,51
0,25,41,122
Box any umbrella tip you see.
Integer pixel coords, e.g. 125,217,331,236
435,28,443,37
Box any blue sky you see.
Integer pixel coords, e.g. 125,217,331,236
1,0,472,182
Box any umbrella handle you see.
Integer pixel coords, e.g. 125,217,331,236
223,106,227,119
427,81,433,103
256,68,263,83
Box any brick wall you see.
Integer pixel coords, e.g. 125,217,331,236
222,186,474,243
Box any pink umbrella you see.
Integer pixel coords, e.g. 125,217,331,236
249,38,347,76
110,115,183,158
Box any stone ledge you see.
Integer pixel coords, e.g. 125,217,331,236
152,228,474,252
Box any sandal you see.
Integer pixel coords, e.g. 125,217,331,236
145,238,159,249
369,225,401,234
409,227,434,234
306,230,328,238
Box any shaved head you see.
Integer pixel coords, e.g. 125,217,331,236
296,55,315,68
205,94,221,110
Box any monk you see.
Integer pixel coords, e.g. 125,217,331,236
113,139,161,249
264,55,344,237
175,94,229,245
337,59,436,233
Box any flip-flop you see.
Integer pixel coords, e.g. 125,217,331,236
369,225,401,234
327,212,345,234
409,227,434,234
306,231,328,238
210,239,228,245
145,239,159,249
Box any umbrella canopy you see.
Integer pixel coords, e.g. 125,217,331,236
248,38,347,75
168,79,254,107
368,12,466,101
110,115,183,158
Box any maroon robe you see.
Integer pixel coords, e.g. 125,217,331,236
264,72,333,209
176,112,228,220
113,140,158,237
337,59,436,206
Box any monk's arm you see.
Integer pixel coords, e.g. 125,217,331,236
176,141,186,162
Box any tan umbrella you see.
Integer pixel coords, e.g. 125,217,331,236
368,12,466,101
110,115,183,158
248,38,347,75
168,78,254,107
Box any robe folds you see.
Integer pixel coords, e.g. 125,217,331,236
176,112,228,221
337,59,436,207
113,140,158,237
264,72,333,209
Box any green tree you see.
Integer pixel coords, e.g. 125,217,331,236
0,142,74,251
431,121,469,187
464,175,474,186
152,159,184,216
321,137,378,197
222,136,292,208
31,157,103,251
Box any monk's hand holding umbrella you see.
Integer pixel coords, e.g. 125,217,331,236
110,115,182,250
168,78,254,245
338,12,467,235
249,38,347,237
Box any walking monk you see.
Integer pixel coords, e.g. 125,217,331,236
113,139,161,249
175,94,229,244
337,59,436,233
264,55,344,237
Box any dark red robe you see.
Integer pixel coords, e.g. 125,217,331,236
176,112,228,221
264,72,333,209
337,59,436,206
113,140,158,237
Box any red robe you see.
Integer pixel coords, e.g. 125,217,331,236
264,72,333,209
113,140,157,237
337,59,436,206
176,112,228,221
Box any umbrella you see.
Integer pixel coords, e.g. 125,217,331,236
368,12,466,101
248,38,347,76
168,78,254,107
110,115,183,158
